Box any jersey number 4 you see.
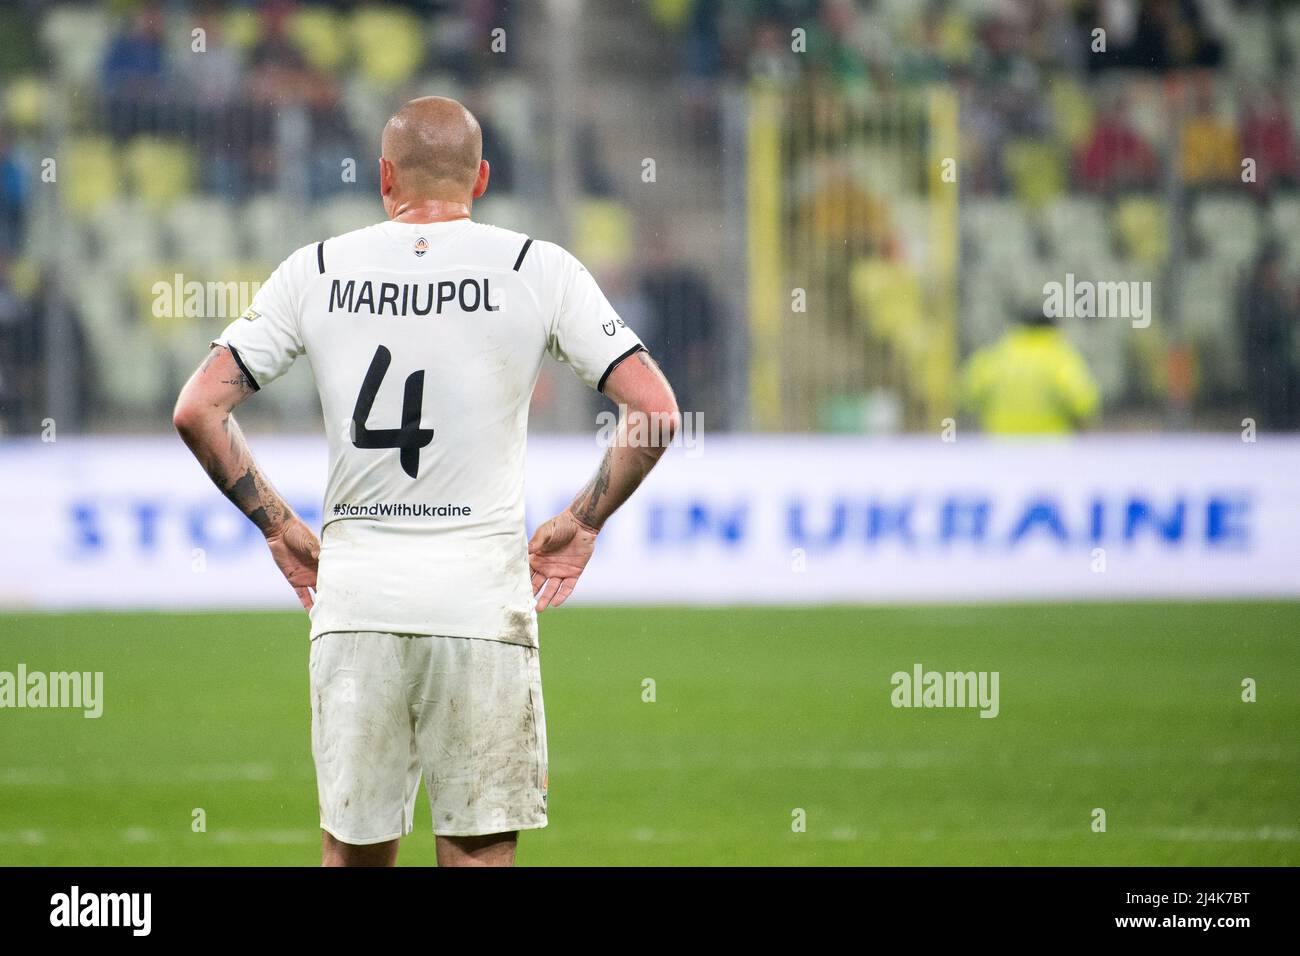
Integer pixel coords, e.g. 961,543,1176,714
350,345,434,478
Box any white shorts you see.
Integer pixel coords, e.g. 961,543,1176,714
309,632,548,843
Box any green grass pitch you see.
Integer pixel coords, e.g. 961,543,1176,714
1,603,1296,865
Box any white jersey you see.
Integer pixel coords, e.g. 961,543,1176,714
214,218,644,646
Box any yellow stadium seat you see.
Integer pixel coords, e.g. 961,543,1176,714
62,136,121,218
5,76,47,131
352,8,423,89
648,0,692,30
7,258,40,299
1048,77,1094,149
1113,198,1168,267
123,137,196,209
572,199,634,273
289,8,349,72
1004,140,1065,209
1180,116,1240,185
936,10,975,64
132,263,193,333
222,9,262,51
89,198,164,275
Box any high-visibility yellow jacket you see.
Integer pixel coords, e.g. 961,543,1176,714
960,327,1100,434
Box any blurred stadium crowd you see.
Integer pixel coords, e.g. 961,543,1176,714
0,0,1297,435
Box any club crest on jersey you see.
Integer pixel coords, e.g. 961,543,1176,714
239,308,261,322
413,236,428,257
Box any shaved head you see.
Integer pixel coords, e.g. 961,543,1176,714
381,96,484,203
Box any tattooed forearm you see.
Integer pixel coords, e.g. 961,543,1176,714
570,448,613,528
175,346,292,538
566,347,680,532
567,401,673,531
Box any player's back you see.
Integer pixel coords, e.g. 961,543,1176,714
214,217,644,647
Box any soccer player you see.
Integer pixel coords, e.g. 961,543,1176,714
172,96,679,867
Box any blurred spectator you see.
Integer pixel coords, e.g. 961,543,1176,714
1083,0,1224,72
247,3,338,110
0,260,90,435
0,127,28,253
102,2,166,96
1237,244,1299,429
960,308,1100,434
463,89,516,194
748,19,800,84
1239,87,1299,195
103,2,171,139
177,8,247,196
0,256,22,433
246,2,343,194
177,7,243,106
1076,92,1159,192
638,231,720,421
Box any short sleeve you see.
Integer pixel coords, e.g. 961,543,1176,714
211,245,313,389
544,246,644,392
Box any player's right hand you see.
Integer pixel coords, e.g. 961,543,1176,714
265,516,321,611
527,510,598,612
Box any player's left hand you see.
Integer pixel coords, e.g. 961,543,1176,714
265,516,321,611
527,510,598,611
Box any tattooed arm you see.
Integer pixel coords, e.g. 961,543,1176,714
173,345,320,610
528,350,679,611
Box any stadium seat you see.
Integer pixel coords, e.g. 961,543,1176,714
1284,8,1300,65
4,76,48,132
647,0,692,30
166,198,239,270
1059,313,1124,404
1125,85,1169,146
73,269,167,412
221,8,262,51
962,265,1010,348
1224,8,1275,81
482,80,533,175
41,5,110,86
313,195,384,241
962,199,1035,270
1043,196,1112,266
1004,140,1065,210
88,199,164,275
573,199,635,274
351,8,424,90
61,136,121,219
1048,76,1094,150
1181,113,1241,186
123,137,196,209
1113,198,1168,267
1177,258,1242,392
289,8,350,73
1192,196,1260,272
243,195,311,263
473,196,537,237
1267,195,1300,269
131,263,192,334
